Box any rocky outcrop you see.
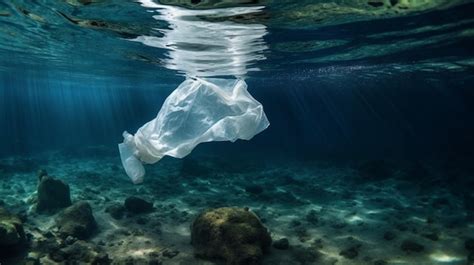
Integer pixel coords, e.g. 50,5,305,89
56,201,97,239
191,207,271,265
36,176,72,213
0,207,27,257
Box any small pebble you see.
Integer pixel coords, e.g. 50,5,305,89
401,239,424,253
340,245,359,259
162,249,179,258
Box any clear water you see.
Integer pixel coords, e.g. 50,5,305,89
1,1,474,265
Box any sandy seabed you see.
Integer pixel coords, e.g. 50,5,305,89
1,146,473,265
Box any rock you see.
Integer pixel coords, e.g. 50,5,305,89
273,238,289,250
23,256,40,265
312,238,324,249
305,210,319,224
422,232,439,241
245,185,264,195
331,222,347,229
31,236,60,258
37,169,48,181
294,226,310,242
401,239,424,253
65,236,76,245
124,196,153,214
368,1,384,8
105,203,125,220
36,176,72,213
432,197,450,209
0,207,26,257
136,216,149,225
191,207,271,265
291,246,320,264
162,249,179,258
49,240,110,264
465,238,474,251
340,245,360,259
389,0,399,6
113,256,158,265
56,201,97,239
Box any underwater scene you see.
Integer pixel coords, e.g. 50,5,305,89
1,0,474,264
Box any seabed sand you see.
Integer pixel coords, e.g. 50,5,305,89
0,146,473,265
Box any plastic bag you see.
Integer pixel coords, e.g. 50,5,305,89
119,77,269,183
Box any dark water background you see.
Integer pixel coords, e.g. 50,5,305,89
1,67,473,161
1,0,474,162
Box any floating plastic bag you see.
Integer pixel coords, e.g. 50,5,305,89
119,77,269,184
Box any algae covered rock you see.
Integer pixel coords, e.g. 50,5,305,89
56,201,97,239
191,207,271,265
36,176,72,213
49,240,110,264
0,207,26,257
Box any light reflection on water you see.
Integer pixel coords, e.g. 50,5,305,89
134,0,268,77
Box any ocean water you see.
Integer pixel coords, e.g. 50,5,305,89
1,1,474,265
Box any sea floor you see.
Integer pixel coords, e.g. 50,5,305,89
1,146,473,265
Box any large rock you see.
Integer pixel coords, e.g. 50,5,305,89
0,207,26,257
191,207,272,265
124,196,153,214
36,176,72,213
56,201,97,239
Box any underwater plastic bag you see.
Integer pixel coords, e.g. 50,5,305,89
119,77,269,184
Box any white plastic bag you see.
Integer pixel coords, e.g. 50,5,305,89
119,77,269,183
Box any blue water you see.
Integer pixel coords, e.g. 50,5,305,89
1,1,474,264
1,67,473,160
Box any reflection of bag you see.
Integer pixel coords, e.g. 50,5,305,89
119,77,269,184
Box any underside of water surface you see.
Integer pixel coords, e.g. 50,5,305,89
1,1,474,265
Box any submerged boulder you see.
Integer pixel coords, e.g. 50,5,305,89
124,196,153,214
56,201,97,239
191,207,271,265
0,207,26,257
36,176,72,213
